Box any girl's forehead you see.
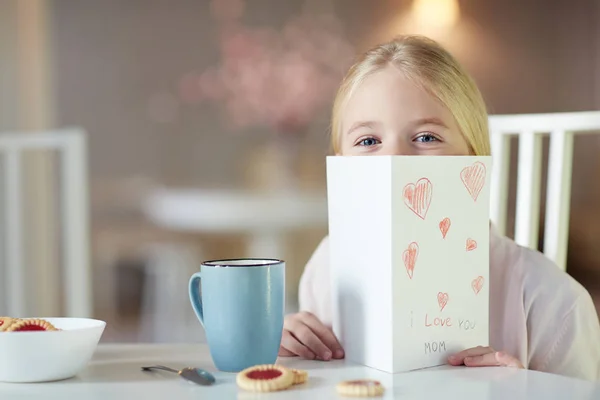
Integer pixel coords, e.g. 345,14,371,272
342,67,453,125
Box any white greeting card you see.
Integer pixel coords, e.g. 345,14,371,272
326,155,491,373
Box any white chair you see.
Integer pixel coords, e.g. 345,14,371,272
488,111,600,271
0,128,92,317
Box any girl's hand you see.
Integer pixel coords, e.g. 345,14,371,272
448,346,524,368
278,311,345,361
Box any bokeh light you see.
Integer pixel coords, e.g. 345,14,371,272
412,0,460,29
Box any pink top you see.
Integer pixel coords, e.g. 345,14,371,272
298,225,600,381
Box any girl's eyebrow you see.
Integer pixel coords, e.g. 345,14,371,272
346,121,378,135
411,117,448,128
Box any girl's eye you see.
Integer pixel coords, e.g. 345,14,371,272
414,133,440,143
357,137,381,147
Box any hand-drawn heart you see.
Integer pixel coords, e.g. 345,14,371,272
466,238,477,251
403,178,432,220
472,276,484,295
403,242,419,279
437,292,449,311
439,217,451,239
460,162,486,201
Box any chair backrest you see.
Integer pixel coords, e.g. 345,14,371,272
0,128,92,317
488,111,600,271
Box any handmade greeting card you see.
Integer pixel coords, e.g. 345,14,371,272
326,155,491,373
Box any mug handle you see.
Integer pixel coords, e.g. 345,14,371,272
188,272,204,326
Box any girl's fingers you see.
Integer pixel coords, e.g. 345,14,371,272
278,347,296,357
455,350,524,369
299,312,345,359
289,320,333,360
279,329,316,360
448,346,495,365
463,351,503,367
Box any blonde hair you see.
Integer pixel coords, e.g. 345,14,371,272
331,35,490,156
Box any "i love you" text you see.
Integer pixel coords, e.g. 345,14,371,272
424,314,476,330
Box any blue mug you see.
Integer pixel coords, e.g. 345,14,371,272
188,258,285,372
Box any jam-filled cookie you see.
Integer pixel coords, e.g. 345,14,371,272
0,317,16,332
5,318,59,332
236,364,294,392
336,379,385,397
290,368,308,385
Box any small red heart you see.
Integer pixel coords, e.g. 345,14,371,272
466,238,477,252
437,292,449,311
403,242,419,279
439,217,451,239
472,276,484,295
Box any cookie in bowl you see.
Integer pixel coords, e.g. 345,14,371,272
1,318,60,332
0,317,16,332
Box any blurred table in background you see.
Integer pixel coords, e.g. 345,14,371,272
137,187,329,340
142,187,329,260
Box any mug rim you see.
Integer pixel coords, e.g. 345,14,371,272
201,258,284,267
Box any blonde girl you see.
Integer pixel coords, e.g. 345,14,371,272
278,35,600,381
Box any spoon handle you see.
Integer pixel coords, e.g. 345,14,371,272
142,365,179,374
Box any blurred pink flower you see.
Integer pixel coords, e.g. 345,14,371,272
190,0,354,135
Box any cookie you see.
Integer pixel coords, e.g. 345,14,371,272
291,368,308,385
236,364,294,392
5,318,59,332
0,317,16,332
336,379,385,397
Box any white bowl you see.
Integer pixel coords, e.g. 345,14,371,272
0,317,106,383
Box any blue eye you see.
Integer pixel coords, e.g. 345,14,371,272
415,133,439,143
357,137,380,147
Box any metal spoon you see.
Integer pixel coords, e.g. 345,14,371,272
141,365,216,386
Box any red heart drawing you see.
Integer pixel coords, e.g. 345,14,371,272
439,217,451,239
466,238,477,251
472,276,484,295
437,292,449,311
403,178,432,220
460,162,486,201
403,242,419,279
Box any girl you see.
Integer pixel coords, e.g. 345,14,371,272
278,35,600,381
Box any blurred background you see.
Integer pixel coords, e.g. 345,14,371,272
0,0,599,343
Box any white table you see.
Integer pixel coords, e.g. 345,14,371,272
142,188,329,258
1,344,598,399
